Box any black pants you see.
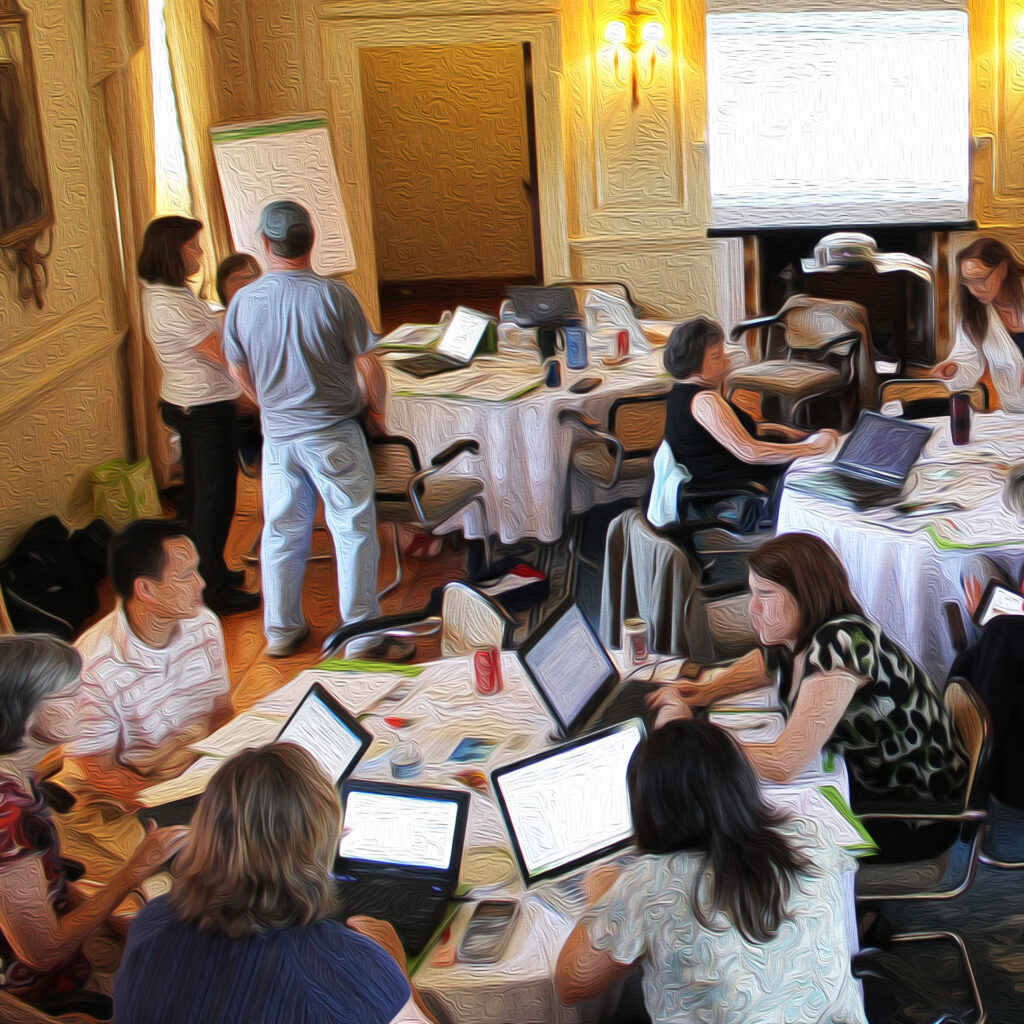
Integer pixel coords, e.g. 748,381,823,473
161,401,238,596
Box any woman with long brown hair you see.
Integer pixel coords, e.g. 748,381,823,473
556,720,865,1023
653,533,968,861
935,236,1024,412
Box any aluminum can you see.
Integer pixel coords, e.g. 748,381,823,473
950,392,971,446
474,647,503,695
624,618,649,665
545,359,562,388
616,330,630,360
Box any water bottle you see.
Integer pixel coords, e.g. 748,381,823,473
564,322,588,370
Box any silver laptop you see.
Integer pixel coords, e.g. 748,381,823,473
397,307,494,377
786,411,932,508
491,719,645,916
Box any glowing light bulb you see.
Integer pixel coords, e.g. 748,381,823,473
605,20,627,44
642,22,664,44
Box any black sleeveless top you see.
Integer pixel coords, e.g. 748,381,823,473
663,382,781,490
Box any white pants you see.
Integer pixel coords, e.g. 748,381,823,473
261,421,380,641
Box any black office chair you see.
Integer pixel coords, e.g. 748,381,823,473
853,678,992,1024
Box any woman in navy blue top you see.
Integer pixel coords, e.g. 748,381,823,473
115,745,428,1024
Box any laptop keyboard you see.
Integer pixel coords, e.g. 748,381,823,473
335,876,450,956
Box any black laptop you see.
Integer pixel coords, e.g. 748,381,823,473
519,600,657,738
146,684,372,826
507,286,581,327
786,411,933,508
396,307,494,377
334,780,470,956
491,719,645,914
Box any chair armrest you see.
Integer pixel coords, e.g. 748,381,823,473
729,314,778,341
880,379,988,412
322,608,438,658
856,810,987,823
559,410,624,488
431,439,480,467
557,409,602,430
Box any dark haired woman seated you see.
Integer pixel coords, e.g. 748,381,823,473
114,744,433,1024
556,719,866,1024
656,317,839,531
653,533,968,862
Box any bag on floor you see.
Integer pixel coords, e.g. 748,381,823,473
0,517,100,638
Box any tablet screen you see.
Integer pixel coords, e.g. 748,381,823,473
977,584,1024,627
277,686,369,783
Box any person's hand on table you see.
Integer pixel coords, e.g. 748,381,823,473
807,429,841,456
648,687,695,729
347,915,408,973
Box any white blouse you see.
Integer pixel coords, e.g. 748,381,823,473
946,304,1024,413
141,281,239,407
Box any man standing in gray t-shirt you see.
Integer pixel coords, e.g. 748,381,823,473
223,201,381,656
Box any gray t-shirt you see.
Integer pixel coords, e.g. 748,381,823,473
223,270,373,441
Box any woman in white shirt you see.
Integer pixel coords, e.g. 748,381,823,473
936,237,1024,413
137,217,257,615
555,719,865,1024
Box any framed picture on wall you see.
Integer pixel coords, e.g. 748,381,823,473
0,0,54,308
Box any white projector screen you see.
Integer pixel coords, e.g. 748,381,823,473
706,10,970,229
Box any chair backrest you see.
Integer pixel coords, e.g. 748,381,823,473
609,395,668,458
944,678,993,811
781,297,866,353
440,582,508,657
370,437,420,500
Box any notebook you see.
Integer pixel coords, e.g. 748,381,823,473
334,780,470,956
519,600,661,737
144,684,371,826
507,285,580,327
396,307,494,377
491,719,645,914
786,411,932,508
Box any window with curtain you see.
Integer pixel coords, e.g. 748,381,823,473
148,0,192,215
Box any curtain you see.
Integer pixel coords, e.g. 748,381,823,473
83,0,157,469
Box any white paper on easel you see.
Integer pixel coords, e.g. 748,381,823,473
211,115,355,276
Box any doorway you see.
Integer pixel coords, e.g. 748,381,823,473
360,42,542,330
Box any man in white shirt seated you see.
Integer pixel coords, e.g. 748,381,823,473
66,520,232,791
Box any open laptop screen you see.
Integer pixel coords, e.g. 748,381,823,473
276,684,371,785
521,603,619,735
492,719,645,884
836,411,932,481
338,784,464,873
436,307,492,362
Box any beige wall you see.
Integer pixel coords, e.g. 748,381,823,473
0,0,129,555
361,43,536,282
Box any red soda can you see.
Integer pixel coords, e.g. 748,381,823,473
474,648,502,695
616,330,630,360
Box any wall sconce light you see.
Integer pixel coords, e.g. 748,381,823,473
604,2,668,108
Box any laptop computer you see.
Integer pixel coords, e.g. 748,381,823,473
785,410,933,508
507,285,580,327
145,683,372,826
519,599,657,738
396,306,495,377
334,780,470,956
491,719,645,915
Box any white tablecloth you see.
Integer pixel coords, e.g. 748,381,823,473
157,652,860,1024
778,412,1024,684
382,350,671,544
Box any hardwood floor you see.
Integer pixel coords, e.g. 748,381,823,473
88,470,474,714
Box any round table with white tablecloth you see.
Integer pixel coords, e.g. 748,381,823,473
381,349,670,544
777,412,1024,684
